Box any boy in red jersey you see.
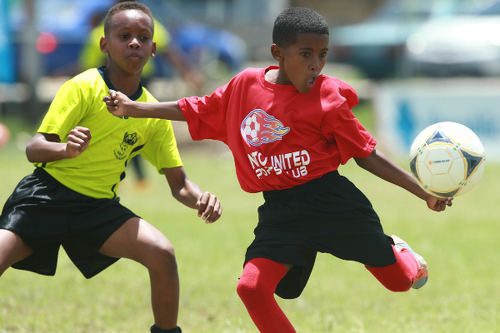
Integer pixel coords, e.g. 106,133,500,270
104,7,452,332
0,3,221,333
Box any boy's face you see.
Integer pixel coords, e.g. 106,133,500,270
272,33,329,93
100,9,156,75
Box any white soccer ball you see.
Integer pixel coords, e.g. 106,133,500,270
409,122,485,198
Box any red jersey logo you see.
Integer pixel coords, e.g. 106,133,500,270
240,109,290,147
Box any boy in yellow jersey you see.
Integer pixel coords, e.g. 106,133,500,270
79,0,204,188
0,3,221,333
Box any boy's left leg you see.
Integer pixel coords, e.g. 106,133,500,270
237,257,296,333
99,217,181,332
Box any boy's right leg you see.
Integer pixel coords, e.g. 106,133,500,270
99,217,180,332
366,235,428,291
237,258,296,333
0,229,32,276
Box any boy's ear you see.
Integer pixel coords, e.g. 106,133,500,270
99,36,107,52
152,42,157,57
271,43,282,61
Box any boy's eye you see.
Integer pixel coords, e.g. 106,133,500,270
140,35,151,42
120,33,130,40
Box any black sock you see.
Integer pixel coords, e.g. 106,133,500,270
150,325,182,333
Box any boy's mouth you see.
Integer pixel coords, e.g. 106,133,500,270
307,75,317,86
127,52,143,60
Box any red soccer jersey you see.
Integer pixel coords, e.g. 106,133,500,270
178,66,376,193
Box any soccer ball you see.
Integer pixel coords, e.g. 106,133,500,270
243,114,260,141
409,122,485,198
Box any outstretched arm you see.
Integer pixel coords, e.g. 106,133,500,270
163,166,222,223
103,89,186,121
354,149,452,212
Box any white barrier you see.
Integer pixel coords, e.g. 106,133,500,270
373,79,500,161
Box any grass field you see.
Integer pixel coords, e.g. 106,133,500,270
0,118,498,333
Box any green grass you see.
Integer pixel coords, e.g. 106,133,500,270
0,128,499,333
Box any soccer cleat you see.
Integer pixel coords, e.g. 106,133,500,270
391,235,428,289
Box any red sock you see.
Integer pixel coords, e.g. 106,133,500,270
365,245,419,292
237,258,296,333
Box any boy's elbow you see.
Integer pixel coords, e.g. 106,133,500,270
170,186,186,203
354,156,367,169
170,189,181,202
25,143,36,162
355,150,377,168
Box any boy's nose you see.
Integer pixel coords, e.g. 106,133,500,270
129,37,140,48
309,56,323,71
309,61,318,71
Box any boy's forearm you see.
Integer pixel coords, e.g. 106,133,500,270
355,150,429,200
164,166,201,209
174,180,203,209
26,140,67,163
130,101,186,121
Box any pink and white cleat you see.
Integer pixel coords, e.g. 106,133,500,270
392,235,428,289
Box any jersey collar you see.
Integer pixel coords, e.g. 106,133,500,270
98,66,143,101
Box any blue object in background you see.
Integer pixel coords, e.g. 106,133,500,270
0,0,15,82
173,22,247,72
9,0,113,76
397,98,416,150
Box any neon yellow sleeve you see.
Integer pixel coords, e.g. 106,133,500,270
141,119,183,172
37,79,85,140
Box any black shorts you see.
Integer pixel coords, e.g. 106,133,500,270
244,171,395,299
0,168,137,278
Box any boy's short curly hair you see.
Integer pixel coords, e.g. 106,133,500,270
272,7,329,47
103,1,154,36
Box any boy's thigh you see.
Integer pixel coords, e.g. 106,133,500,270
0,229,33,269
61,209,138,279
97,217,171,264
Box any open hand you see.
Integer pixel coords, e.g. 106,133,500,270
426,196,453,212
197,192,223,223
103,89,132,117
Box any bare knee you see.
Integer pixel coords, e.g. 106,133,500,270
145,239,178,276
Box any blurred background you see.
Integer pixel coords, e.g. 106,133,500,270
0,0,499,160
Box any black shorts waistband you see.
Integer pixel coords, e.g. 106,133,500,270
33,167,79,194
263,171,340,201
33,167,58,184
32,167,117,202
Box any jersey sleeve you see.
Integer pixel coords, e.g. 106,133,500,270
177,82,229,143
321,82,376,164
37,79,86,140
141,119,183,172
